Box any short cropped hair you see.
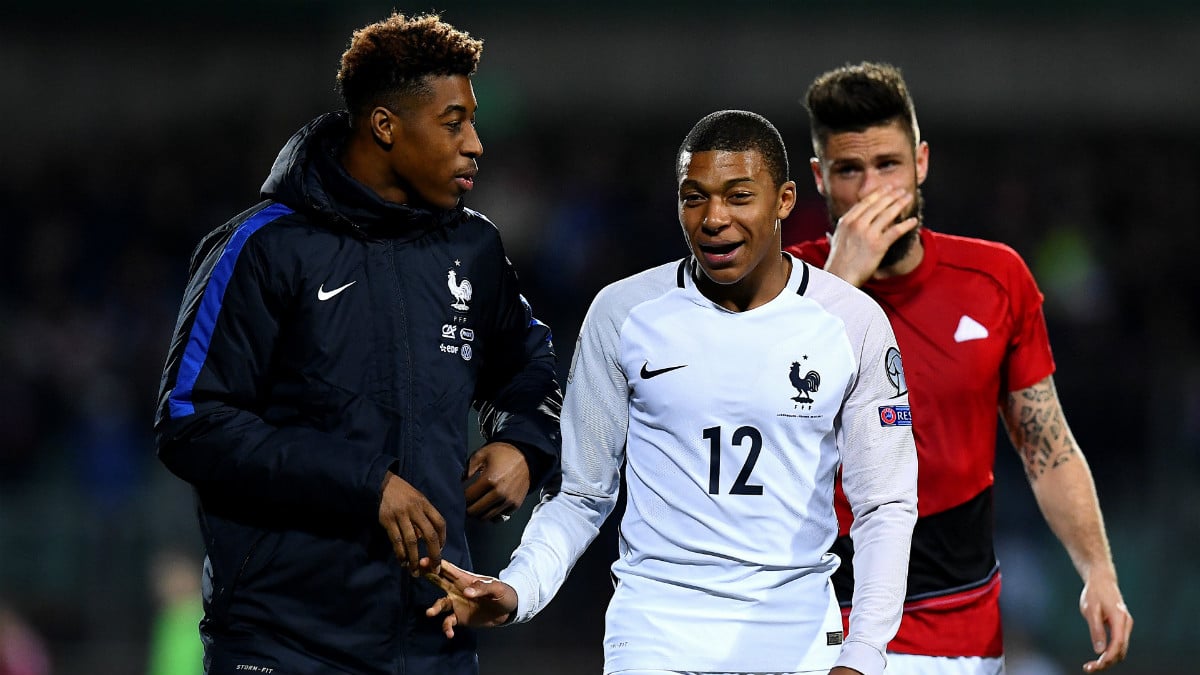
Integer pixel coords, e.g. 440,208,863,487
805,62,920,155
337,12,483,122
677,110,789,188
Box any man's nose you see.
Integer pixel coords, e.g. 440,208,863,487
702,204,731,232
700,211,724,233
463,124,483,158
857,171,883,201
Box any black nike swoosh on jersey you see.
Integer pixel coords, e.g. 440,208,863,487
640,362,688,379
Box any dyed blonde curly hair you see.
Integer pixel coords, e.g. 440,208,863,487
337,12,483,120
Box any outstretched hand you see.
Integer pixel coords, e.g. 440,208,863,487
464,442,530,522
1079,572,1132,672
378,472,446,575
825,185,918,287
424,560,519,638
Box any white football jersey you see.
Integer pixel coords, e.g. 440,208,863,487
500,255,917,675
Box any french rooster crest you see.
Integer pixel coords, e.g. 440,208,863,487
789,362,820,404
447,269,473,311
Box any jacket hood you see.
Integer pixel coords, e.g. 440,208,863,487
260,111,466,237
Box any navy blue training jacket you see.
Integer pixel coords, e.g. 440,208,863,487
154,112,562,675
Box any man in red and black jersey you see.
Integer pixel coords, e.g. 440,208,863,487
786,62,1133,675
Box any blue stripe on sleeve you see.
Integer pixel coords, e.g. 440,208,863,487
168,202,294,418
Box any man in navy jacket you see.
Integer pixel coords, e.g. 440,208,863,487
154,12,562,675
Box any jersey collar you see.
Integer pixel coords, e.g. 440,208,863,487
680,252,811,310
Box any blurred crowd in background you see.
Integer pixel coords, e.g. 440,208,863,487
2,2,1199,674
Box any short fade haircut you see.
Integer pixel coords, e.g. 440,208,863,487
337,12,483,123
805,62,920,155
677,110,789,188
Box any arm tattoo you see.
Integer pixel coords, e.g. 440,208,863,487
1004,378,1077,482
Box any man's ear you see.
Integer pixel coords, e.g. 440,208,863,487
916,141,930,186
809,157,826,196
776,180,798,221
370,107,396,148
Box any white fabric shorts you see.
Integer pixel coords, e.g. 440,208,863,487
885,654,1005,675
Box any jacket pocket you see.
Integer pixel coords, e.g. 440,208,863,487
201,511,279,627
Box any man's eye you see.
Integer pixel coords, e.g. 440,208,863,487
446,121,462,130
681,193,704,204
835,166,860,177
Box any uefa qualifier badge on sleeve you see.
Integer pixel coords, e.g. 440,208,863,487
878,405,912,427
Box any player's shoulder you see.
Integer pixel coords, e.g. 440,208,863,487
929,230,1041,299
214,199,301,234
189,200,307,265
932,230,1029,273
586,259,686,322
801,259,885,313
797,260,892,343
459,206,502,240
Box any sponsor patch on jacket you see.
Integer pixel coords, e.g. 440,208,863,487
827,631,843,645
878,405,912,427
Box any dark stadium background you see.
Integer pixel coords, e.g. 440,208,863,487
2,1,1198,673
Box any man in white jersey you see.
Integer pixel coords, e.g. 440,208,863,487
426,110,918,675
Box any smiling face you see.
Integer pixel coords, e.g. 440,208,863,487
378,74,483,210
678,149,796,310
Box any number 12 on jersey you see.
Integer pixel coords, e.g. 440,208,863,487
703,425,764,495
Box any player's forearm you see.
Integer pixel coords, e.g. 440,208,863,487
844,498,917,668
499,487,615,622
1029,454,1116,582
1003,377,1116,581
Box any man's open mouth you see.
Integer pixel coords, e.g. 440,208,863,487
699,241,742,255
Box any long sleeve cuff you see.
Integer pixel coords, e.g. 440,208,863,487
497,566,540,625
834,639,887,675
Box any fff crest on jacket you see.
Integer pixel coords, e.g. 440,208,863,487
447,267,473,311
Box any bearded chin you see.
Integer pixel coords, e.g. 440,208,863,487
883,188,924,267
879,225,919,268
